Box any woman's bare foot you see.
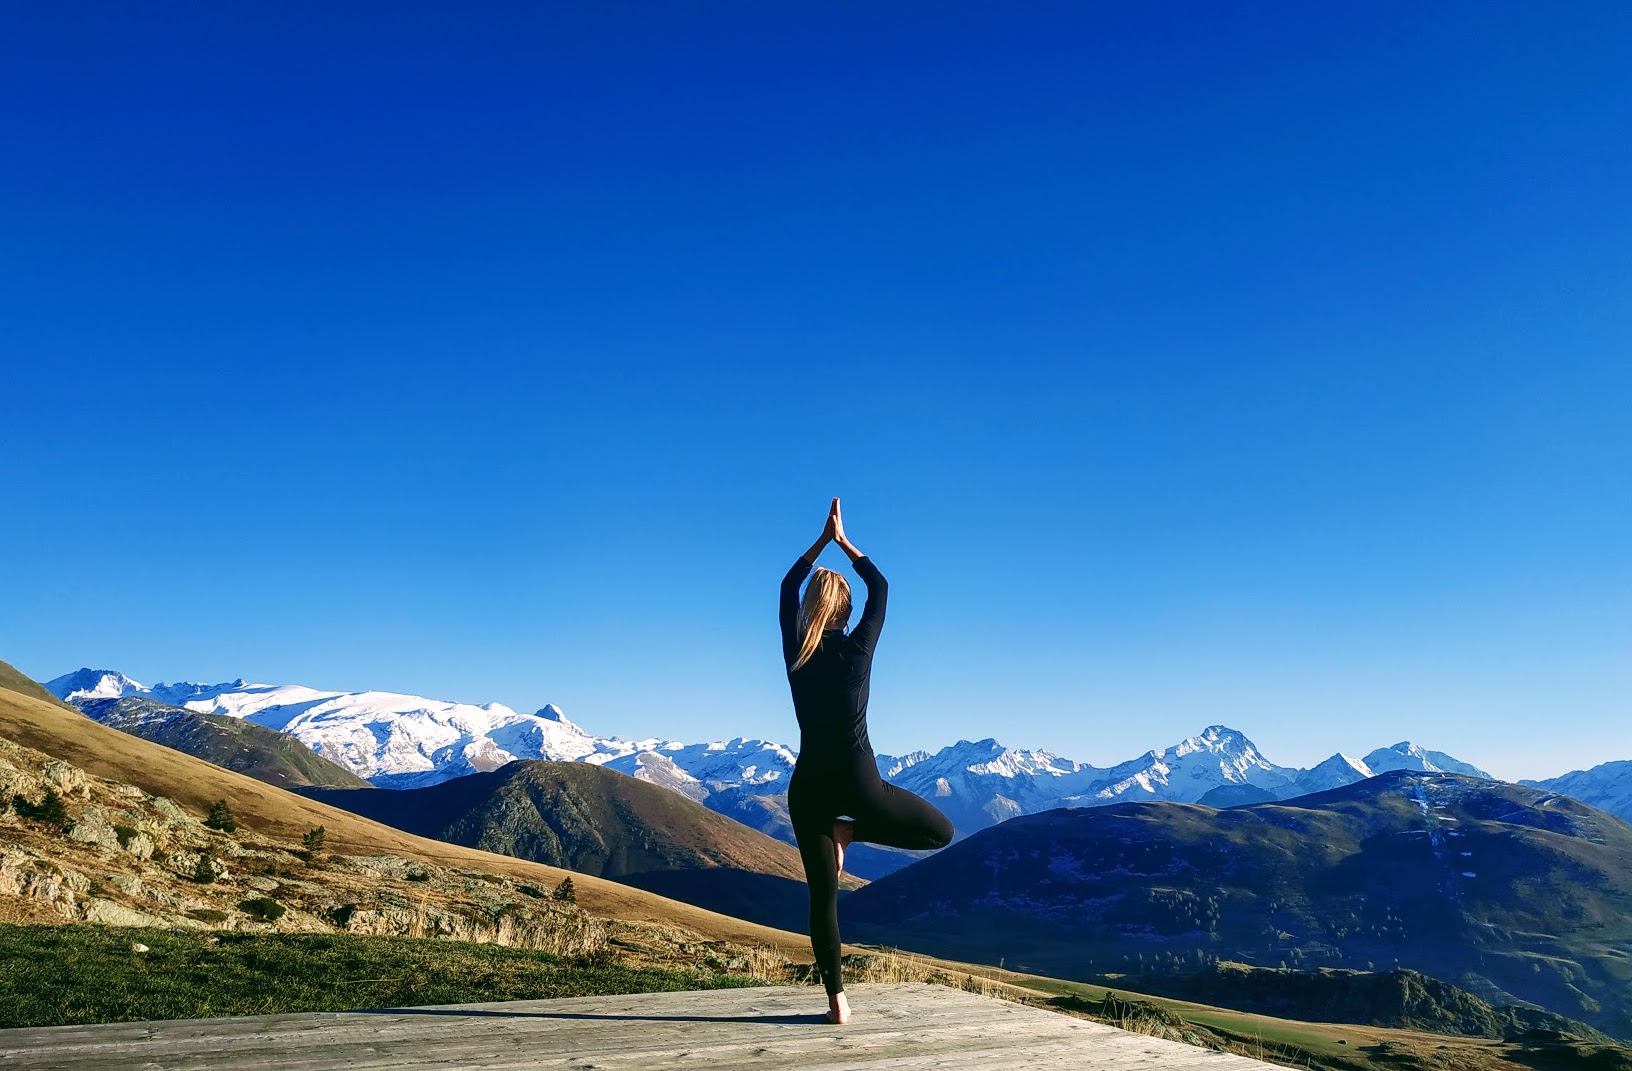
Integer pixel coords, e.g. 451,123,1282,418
827,990,851,1025
832,820,854,875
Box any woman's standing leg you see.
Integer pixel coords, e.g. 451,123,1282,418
792,816,843,996
789,769,849,1020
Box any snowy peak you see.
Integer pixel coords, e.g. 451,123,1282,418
881,738,1097,783
1364,741,1491,779
1293,752,1376,795
1522,761,1632,826
45,668,147,703
1079,724,1295,806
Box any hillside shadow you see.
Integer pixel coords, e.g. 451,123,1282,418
617,869,833,933
360,1007,825,1025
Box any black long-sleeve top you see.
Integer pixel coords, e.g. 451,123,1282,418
779,555,888,768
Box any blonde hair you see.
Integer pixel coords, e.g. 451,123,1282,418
791,567,852,671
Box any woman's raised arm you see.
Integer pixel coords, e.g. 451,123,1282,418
779,500,839,663
831,500,887,652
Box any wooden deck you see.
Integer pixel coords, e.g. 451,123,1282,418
3,983,1275,1070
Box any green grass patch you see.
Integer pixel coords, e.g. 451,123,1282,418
0,925,760,1029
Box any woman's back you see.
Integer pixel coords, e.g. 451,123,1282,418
779,556,888,762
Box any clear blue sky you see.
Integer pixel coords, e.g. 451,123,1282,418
2,4,1627,781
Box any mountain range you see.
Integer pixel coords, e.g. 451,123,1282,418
48,668,1628,852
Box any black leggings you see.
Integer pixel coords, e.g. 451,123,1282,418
788,753,954,997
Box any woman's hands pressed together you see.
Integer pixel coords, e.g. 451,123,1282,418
803,498,865,565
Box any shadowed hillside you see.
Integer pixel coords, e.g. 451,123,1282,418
304,762,861,932
78,696,372,790
1104,963,1611,1041
844,772,1632,1038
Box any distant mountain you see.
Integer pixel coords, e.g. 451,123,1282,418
46,668,149,704
1363,741,1492,778
44,668,1496,852
877,739,1103,834
304,759,859,932
1523,761,1632,826
77,696,372,790
843,772,1632,1038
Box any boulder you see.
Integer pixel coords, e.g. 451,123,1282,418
122,831,155,860
66,808,122,851
84,898,170,928
106,872,145,897
149,797,194,826
42,760,89,798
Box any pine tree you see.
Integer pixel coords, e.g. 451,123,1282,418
553,877,576,903
205,799,238,832
301,826,326,853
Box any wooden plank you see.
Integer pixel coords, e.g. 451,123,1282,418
1,984,1275,1070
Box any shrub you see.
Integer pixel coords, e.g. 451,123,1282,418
554,877,576,903
239,897,286,922
113,825,139,849
328,904,356,929
192,856,222,884
516,883,546,899
204,800,238,832
406,866,430,882
301,826,326,853
15,788,68,827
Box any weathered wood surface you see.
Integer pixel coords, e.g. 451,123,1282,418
2,983,1275,1070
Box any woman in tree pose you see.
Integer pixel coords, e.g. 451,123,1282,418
780,497,954,1024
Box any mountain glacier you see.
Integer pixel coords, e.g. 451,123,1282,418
44,667,1509,848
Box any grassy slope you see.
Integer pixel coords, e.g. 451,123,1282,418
80,696,373,790
0,661,76,710
0,925,756,1029
0,673,812,960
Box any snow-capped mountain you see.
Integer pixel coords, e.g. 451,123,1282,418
1293,752,1376,795
48,668,149,703
1522,760,1632,825
1064,724,1299,806
878,740,1104,833
45,667,1495,845
1362,741,1491,778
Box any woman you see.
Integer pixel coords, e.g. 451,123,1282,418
779,497,954,1024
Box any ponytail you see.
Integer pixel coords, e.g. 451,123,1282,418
791,568,852,670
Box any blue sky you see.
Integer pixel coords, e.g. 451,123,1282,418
2,3,1628,780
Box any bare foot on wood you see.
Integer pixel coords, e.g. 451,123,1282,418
827,990,851,1025
832,819,854,876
